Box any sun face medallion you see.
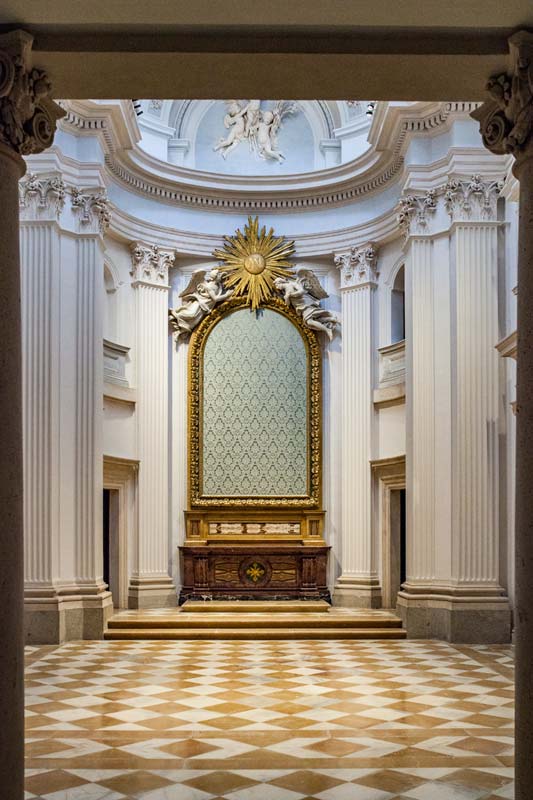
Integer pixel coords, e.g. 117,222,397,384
213,216,295,310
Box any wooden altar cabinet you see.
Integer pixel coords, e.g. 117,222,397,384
179,510,330,602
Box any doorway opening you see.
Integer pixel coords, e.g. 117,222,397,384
103,488,120,607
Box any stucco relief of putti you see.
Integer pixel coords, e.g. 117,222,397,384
169,217,340,340
213,100,298,162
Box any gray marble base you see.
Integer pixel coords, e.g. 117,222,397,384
25,595,114,644
396,595,511,643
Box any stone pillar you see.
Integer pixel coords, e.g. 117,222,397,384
21,182,113,641
471,30,533,800
397,183,510,642
0,30,64,800
129,243,177,607
397,193,440,602
332,244,381,607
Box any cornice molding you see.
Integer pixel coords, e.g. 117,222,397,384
57,99,482,214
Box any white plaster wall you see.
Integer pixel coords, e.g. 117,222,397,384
377,405,406,459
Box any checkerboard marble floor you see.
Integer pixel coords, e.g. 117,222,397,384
25,637,514,799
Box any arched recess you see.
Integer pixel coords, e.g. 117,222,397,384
103,262,119,341
391,263,405,344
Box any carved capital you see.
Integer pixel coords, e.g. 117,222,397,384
19,172,66,219
71,188,111,234
130,242,175,287
397,189,438,239
444,174,503,222
334,243,379,289
0,30,64,157
471,31,533,168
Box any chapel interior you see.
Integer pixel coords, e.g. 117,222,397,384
1,3,533,799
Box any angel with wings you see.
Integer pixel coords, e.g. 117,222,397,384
274,269,340,340
169,268,233,338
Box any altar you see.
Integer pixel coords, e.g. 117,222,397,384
173,218,337,603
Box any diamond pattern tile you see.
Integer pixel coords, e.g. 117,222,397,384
25,631,514,798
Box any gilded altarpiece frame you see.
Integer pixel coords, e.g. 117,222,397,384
181,296,329,601
189,296,322,509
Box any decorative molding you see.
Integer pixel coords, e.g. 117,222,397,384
471,31,533,168
496,329,518,361
103,339,130,387
444,174,503,222
397,189,438,238
334,243,379,289
19,172,66,218
105,151,404,212
378,339,406,389
71,187,111,234
0,30,64,156
130,241,175,287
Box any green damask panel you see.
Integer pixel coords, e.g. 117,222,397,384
202,308,308,496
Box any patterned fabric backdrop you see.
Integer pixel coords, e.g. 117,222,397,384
202,308,307,496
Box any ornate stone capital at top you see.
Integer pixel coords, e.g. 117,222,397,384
0,30,64,158
397,189,438,239
19,172,66,219
471,31,533,170
71,188,111,235
334,243,379,289
444,174,503,222
130,242,175,287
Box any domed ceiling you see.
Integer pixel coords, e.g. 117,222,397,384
137,99,373,176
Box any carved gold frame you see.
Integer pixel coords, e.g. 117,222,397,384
188,296,322,508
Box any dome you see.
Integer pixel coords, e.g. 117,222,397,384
136,99,373,176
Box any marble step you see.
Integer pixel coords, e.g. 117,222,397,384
107,614,403,630
182,600,330,613
104,626,407,640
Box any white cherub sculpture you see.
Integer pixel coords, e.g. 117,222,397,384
169,268,233,338
253,109,285,162
274,269,340,340
213,101,247,159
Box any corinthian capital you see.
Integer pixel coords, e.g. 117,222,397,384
397,189,438,239
130,242,175,287
334,243,379,289
19,172,66,219
471,31,533,167
71,188,111,234
0,30,64,156
444,175,503,222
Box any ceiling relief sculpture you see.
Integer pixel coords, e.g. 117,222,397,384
169,216,339,339
213,100,298,162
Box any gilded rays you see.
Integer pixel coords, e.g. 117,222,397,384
213,216,295,310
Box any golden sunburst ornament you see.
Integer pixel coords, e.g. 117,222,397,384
213,216,295,310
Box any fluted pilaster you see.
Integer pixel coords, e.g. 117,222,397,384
397,181,510,642
21,179,113,642
333,244,380,607
21,221,60,589
129,242,176,607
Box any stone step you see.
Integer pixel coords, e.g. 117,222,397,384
104,626,407,641
182,600,330,613
107,614,403,630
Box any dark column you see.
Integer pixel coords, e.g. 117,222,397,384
0,30,64,800
472,30,533,800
